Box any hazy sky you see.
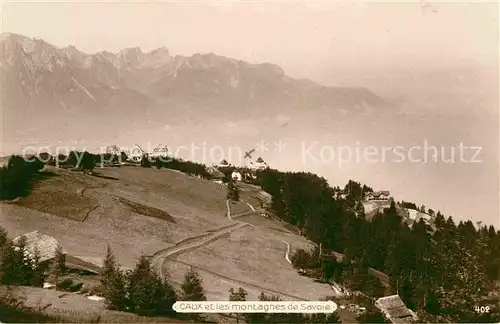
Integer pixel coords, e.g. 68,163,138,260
1,0,498,80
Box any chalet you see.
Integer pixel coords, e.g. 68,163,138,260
333,189,348,200
375,295,418,323
150,144,169,159
365,190,391,201
127,144,144,163
255,190,272,208
206,166,225,180
248,157,268,171
218,159,231,168
322,250,345,263
231,171,242,181
12,231,65,271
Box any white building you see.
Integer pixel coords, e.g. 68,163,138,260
248,157,268,171
333,189,348,200
218,159,231,168
231,171,242,181
127,144,144,162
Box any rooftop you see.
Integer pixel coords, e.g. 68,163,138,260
375,295,416,323
367,190,390,197
12,231,64,263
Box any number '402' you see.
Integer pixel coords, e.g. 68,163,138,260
475,306,490,313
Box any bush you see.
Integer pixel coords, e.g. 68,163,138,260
57,278,74,290
0,155,45,200
68,282,84,292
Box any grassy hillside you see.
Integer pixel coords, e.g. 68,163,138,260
1,166,233,268
0,165,337,309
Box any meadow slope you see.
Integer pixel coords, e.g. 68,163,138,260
0,165,336,302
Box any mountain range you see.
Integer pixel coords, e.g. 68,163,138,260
0,33,394,152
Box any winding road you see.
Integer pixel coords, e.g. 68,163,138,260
150,222,248,279
280,240,292,264
151,199,259,278
149,195,300,322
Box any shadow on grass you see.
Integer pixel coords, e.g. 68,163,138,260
0,304,56,323
117,196,176,223
89,173,120,180
1,171,59,202
34,170,59,180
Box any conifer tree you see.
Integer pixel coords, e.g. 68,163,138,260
308,312,342,323
181,267,207,301
0,226,8,247
155,158,162,169
181,268,207,320
128,254,176,316
0,243,16,284
1,236,34,285
140,155,151,168
120,151,128,163
80,151,95,172
434,214,445,229
100,245,128,311
229,287,248,323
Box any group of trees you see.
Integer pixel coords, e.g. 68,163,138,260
0,226,65,288
0,227,43,287
99,246,178,316
342,181,373,203
257,168,500,322
146,156,210,179
100,245,343,322
96,152,128,165
0,155,44,200
1,222,343,322
400,201,418,210
100,246,215,318
44,151,96,172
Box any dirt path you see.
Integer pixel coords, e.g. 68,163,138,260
150,197,309,318
226,199,231,219
246,202,256,212
226,199,258,220
150,222,248,278
151,199,257,278
280,240,292,264
230,201,292,266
